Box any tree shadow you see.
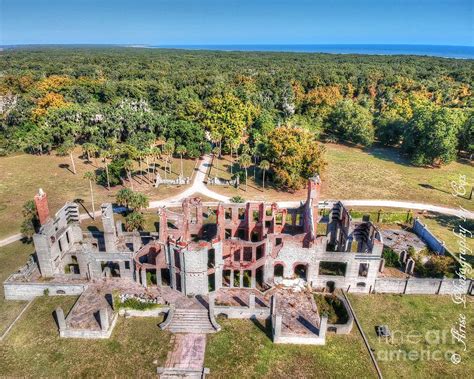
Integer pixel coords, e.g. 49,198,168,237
418,183,451,195
362,145,413,167
58,163,75,174
74,198,94,219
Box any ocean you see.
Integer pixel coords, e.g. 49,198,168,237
153,44,474,59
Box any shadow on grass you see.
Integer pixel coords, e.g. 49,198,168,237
250,316,273,341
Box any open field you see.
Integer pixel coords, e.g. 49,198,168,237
0,296,172,377
207,144,473,208
349,294,474,378
0,150,196,239
205,318,376,378
0,240,34,335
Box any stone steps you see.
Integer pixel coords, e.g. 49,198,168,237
168,309,216,334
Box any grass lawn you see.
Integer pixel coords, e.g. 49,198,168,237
0,240,34,335
0,296,172,377
205,318,376,379
349,294,474,379
207,144,473,208
0,150,196,239
417,213,474,257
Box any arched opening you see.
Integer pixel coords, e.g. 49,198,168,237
274,264,284,278
294,264,307,280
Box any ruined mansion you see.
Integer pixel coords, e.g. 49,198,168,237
8,176,384,297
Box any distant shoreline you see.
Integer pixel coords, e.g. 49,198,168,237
1,44,473,59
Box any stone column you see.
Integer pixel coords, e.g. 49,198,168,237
156,267,162,287
249,293,256,311
239,270,244,288
379,258,385,273
55,307,66,331
141,269,147,288
319,314,328,339
230,270,234,288
251,269,256,288
273,315,282,341
99,308,109,331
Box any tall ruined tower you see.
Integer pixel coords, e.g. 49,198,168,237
34,188,50,225
304,176,321,241
101,203,117,252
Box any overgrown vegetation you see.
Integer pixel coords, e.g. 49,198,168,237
1,47,473,193
313,294,349,324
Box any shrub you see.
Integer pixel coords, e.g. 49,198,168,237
314,294,349,324
382,247,401,268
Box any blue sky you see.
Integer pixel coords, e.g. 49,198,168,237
1,0,472,46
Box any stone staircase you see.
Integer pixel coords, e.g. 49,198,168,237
167,308,217,334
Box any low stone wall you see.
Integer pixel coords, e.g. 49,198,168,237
60,313,119,339
118,306,169,317
3,281,87,300
274,333,326,345
374,278,473,295
214,305,270,319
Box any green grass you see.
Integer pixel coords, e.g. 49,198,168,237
0,296,172,377
417,213,474,257
208,144,473,209
205,318,376,378
0,240,34,335
349,294,474,379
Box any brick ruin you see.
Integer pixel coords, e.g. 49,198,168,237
4,176,391,353
19,176,384,296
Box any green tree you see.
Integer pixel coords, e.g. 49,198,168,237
125,211,145,231
20,200,39,240
259,160,270,189
239,153,252,192
264,126,326,191
402,104,464,166
116,188,134,209
327,100,374,146
82,142,98,163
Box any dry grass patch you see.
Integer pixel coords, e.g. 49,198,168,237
0,296,172,377
206,144,473,208
0,240,34,335
0,150,196,239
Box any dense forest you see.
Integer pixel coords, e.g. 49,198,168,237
0,47,473,189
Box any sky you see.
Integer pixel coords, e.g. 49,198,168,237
0,0,472,46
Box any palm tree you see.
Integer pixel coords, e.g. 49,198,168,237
176,145,187,178
83,171,96,219
259,160,270,189
123,159,135,190
162,140,175,179
82,143,98,164
59,140,77,174
212,146,220,177
239,153,252,192
99,149,111,190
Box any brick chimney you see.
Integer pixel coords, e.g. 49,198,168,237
34,188,50,225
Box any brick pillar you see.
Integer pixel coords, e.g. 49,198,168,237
34,188,50,225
